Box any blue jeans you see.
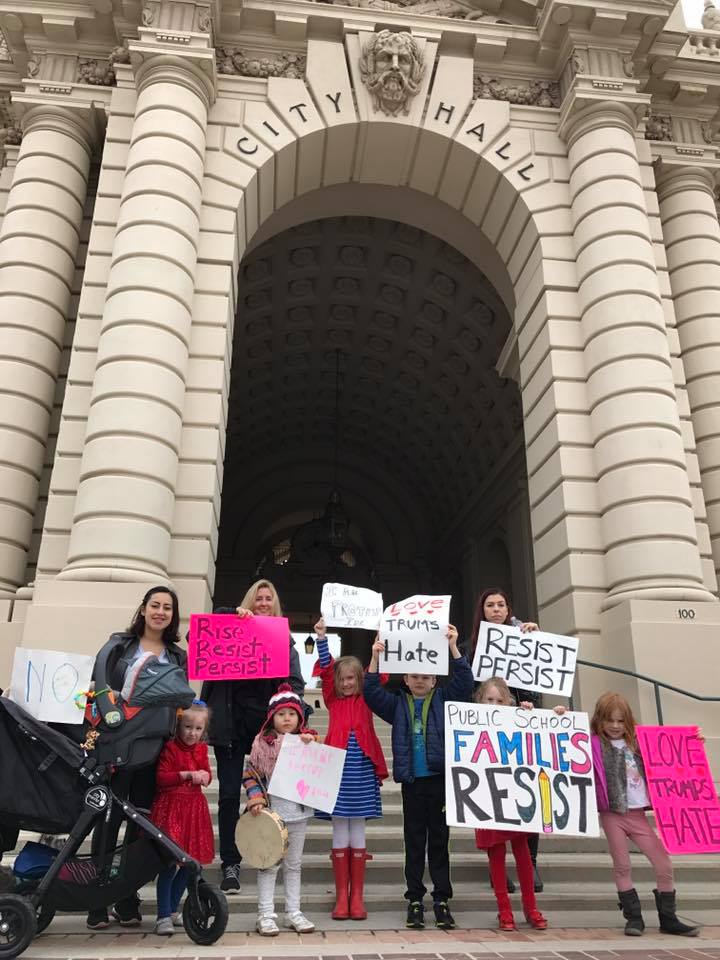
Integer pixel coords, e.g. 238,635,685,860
156,865,189,920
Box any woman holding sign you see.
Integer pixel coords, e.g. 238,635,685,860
200,579,305,894
470,587,544,893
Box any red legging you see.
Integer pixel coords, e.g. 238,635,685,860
487,837,537,913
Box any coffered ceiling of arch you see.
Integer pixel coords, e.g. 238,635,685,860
225,216,524,540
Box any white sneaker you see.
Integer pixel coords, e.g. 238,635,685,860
256,913,280,936
171,912,183,927
284,910,315,933
154,917,174,936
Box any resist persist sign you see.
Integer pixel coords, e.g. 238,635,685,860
472,622,578,697
637,725,720,854
445,701,599,837
188,614,290,681
379,595,451,675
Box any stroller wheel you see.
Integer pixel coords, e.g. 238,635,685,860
0,894,37,958
35,902,55,936
182,881,228,946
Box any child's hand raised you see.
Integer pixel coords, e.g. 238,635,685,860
372,636,385,657
447,624,459,653
519,701,534,711
314,617,326,638
300,732,314,744
520,621,539,633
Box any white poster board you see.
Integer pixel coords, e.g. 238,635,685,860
445,701,599,837
378,595,451,675
268,736,346,814
321,583,384,631
10,648,94,724
472,622,578,697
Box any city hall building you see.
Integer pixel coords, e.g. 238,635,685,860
1,0,720,754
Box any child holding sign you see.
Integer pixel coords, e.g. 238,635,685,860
473,678,548,931
364,625,473,930
242,685,318,936
589,693,699,938
314,617,388,921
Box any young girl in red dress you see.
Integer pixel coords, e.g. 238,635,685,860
150,700,214,936
474,678,548,932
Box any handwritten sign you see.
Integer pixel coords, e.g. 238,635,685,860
637,725,720,854
9,648,95,724
321,583,384,631
472,622,578,697
378,594,451,675
445,701,599,837
268,736,346,813
188,614,290,681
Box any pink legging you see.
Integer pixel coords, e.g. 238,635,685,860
600,809,673,892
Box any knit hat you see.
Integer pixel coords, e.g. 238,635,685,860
263,683,305,732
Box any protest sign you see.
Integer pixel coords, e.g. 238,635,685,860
445,700,599,837
9,648,94,724
637,725,720,854
378,595,451,675
188,614,290,681
268,736,346,814
321,583,383,631
472,622,578,697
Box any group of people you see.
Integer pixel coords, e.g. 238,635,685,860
0,580,701,942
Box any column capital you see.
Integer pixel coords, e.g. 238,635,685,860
11,87,107,154
558,77,651,146
653,157,719,200
128,32,216,107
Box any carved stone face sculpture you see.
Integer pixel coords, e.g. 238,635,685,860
359,30,425,117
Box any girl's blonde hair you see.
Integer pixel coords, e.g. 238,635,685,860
240,579,283,617
333,655,364,698
179,702,211,741
591,692,637,750
473,676,515,706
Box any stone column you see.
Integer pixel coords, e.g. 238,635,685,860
60,53,214,582
562,101,714,606
656,164,720,585
0,104,95,597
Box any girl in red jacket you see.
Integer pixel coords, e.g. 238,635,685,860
150,701,214,936
314,617,388,921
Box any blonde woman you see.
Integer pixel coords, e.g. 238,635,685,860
200,579,305,893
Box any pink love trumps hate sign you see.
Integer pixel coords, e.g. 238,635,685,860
187,614,290,681
637,725,720,854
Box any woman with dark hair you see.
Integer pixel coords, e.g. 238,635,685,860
86,585,187,930
200,579,305,895
470,587,543,893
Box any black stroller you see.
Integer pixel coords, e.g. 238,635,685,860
0,636,228,957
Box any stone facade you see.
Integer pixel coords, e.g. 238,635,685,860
1,0,720,762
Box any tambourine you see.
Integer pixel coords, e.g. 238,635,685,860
236,807,289,868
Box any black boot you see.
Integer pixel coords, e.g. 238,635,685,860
653,889,699,937
532,860,543,893
617,888,645,936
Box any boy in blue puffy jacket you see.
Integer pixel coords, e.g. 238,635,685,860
364,625,473,930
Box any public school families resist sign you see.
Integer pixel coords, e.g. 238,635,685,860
472,622,578,697
445,701,599,837
637,725,720,854
187,614,290,681
378,595,451,675
320,583,384,631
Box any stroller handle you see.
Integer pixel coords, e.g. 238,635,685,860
93,634,126,729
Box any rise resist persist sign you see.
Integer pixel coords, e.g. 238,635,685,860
188,614,290,681
445,701,599,838
637,725,720,854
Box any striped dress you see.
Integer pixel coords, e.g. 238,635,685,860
316,638,382,820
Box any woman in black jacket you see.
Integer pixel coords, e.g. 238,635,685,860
87,585,186,930
200,578,305,893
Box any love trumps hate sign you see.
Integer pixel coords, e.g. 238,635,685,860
637,725,720,854
378,595,451,675
187,614,290,681
268,736,346,814
472,622,578,697
321,583,384,631
445,701,599,838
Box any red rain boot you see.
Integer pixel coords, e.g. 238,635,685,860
512,836,548,930
349,848,368,920
331,848,350,919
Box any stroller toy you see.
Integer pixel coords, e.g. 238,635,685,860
0,635,228,957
